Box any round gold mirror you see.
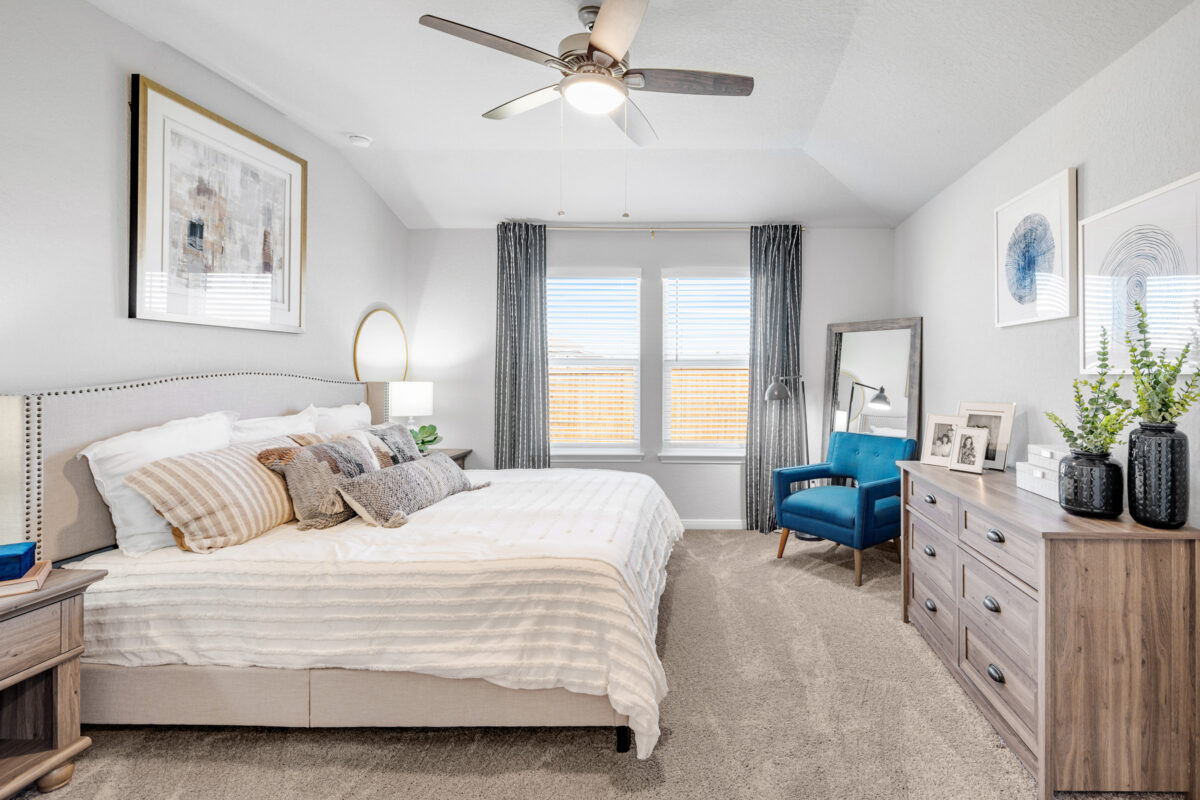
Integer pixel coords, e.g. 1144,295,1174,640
353,309,408,381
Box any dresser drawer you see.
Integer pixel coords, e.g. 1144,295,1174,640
959,501,1040,589
910,568,954,653
959,550,1038,677
907,474,956,534
959,617,1037,751
0,603,62,678
909,512,956,597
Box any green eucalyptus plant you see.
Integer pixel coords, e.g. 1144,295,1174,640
1126,303,1200,423
1045,326,1133,454
410,424,443,453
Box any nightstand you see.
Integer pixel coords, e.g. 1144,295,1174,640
0,568,106,798
428,448,472,468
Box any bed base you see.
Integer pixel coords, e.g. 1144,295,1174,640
81,663,632,751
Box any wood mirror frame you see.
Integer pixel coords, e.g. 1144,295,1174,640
819,317,923,461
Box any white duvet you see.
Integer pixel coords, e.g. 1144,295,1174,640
67,468,683,758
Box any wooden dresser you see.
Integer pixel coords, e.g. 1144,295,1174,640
900,462,1199,800
0,569,106,798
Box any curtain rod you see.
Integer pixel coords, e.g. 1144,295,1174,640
544,225,805,232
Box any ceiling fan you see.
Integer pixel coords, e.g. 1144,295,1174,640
418,0,754,145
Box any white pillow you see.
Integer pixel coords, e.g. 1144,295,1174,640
315,402,372,433
78,411,235,556
231,406,318,443
869,425,908,438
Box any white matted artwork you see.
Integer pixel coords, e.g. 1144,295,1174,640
919,414,967,467
130,75,306,333
948,427,989,474
995,168,1077,327
956,401,1015,470
1080,169,1200,373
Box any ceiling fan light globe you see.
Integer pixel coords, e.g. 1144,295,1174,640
560,73,627,115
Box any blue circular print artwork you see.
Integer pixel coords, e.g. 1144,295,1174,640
1005,213,1056,304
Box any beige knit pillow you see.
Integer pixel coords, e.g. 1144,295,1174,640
125,436,295,553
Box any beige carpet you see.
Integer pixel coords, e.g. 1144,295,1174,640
14,532,1177,799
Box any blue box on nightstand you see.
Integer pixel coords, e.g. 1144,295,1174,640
0,542,35,581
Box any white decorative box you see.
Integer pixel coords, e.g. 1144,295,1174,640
1016,461,1058,501
1027,443,1070,472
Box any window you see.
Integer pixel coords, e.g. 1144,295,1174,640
547,273,641,453
662,273,751,452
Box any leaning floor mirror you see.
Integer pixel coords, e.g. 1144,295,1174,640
820,317,923,460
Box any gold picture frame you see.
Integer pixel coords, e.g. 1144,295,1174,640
129,75,307,333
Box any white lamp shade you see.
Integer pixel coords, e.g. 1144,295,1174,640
388,382,433,419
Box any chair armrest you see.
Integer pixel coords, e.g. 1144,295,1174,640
855,476,902,524
773,464,833,515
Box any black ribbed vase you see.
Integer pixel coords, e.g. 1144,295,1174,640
1128,422,1189,529
1058,451,1123,518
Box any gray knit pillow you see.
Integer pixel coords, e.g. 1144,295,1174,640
366,423,423,464
258,437,380,529
337,452,489,528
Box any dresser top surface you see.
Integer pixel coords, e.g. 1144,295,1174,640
900,461,1200,540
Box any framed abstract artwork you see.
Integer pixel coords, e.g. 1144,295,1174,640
129,75,306,333
1080,169,1200,373
994,168,1077,327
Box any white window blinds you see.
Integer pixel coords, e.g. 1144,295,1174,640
547,276,641,448
662,275,750,447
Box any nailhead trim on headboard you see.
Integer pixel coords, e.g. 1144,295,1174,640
18,372,367,561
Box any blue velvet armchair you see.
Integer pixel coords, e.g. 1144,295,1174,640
773,431,918,585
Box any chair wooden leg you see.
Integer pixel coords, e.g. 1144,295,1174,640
776,528,790,559
854,549,863,587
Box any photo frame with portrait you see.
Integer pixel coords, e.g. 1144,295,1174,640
919,414,967,467
956,401,1016,470
948,426,989,474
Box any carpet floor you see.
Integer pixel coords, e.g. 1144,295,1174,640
14,531,1177,799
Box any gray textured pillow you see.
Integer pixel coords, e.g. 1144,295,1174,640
337,452,489,528
257,437,380,529
367,423,423,463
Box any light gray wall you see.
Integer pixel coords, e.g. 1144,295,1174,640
0,0,408,394
405,226,894,524
893,1,1200,516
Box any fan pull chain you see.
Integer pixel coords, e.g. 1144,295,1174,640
621,101,630,219
557,99,566,216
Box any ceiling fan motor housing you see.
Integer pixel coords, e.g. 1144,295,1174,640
558,32,628,76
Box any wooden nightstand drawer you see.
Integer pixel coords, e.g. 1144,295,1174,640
959,550,1038,678
959,618,1037,751
958,501,1039,589
907,474,956,534
908,512,955,598
0,604,61,679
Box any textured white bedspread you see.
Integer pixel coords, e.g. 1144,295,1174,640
67,468,682,758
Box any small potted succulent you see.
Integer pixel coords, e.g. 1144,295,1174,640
410,424,443,454
1045,327,1132,518
1124,304,1200,528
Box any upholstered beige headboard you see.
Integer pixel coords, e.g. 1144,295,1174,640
1,373,388,563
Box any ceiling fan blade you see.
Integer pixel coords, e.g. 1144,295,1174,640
483,85,561,120
609,97,657,146
588,0,648,64
419,15,569,71
624,68,754,96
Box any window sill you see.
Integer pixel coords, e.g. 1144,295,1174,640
657,450,746,464
551,451,645,464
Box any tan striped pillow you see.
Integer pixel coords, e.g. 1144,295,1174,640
126,436,295,553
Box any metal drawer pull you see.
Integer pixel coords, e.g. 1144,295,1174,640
924,598,937,613
986,664,1005,684
923,544,936,557
986,528,1005,543
982,595,1001,613
923,494,936,504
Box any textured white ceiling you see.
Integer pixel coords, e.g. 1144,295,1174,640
87,0,1190,228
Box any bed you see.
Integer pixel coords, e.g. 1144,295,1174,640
1,373,682,758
